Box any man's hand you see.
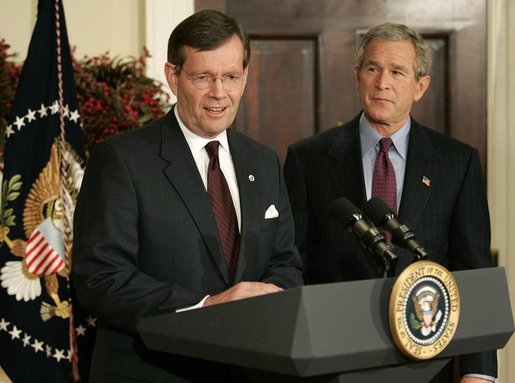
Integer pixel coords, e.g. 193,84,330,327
204,282,283,307
461,377,494,383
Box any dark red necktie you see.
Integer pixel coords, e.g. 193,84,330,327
205,141,240,280
372,138,397,213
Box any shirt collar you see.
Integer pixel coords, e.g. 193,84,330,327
359,114,410,160
174,105,231,156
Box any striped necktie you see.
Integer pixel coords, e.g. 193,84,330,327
205,141,240,281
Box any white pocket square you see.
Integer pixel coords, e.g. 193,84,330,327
264,204,279,219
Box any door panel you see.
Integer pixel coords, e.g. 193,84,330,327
237,39,316,162
196,0,486,172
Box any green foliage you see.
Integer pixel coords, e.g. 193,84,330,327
0,39,23,150
409,312,421,330
1,174,22,228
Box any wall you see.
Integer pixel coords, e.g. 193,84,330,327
488,0,515,381
144,0,194,102
1,0,145,61
0,0,193,102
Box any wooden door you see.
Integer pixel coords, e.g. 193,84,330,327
196,0,487,173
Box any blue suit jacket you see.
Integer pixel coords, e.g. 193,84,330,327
283,113,496,381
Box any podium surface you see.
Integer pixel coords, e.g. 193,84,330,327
138,267,514,382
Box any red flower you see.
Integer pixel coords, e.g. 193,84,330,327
1,44,170,155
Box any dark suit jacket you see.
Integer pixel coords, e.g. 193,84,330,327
72,110,303,382
283,113,497,381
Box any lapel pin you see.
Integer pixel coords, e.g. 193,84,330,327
248,175,255,182
422,176,431,187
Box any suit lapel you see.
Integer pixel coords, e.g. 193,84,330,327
398,120,438,228
226,130,261,282
325,115,438,226
160,112,230,283
328,117,367,208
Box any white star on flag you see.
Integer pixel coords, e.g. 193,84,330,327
53,348,66,362
75,325,87,336
86,316,97,327
22,333,32,347
38,103,48,117
5,125,14,138
31,339,44,353
49,100,59,114
69,109,80,123
26,109,37,122
14,116,25,130
9,325,22,340
0,318,10,331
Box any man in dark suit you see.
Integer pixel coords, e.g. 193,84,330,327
283,23,496,383
72,10,302,382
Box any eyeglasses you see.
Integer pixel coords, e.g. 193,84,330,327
184,72,246,91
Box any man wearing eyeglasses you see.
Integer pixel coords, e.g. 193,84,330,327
72,10,302,383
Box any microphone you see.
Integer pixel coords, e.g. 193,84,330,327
330,197,397,264
362,197,428,259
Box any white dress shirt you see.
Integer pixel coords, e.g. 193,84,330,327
174,107,241,231
173,106,240,312
359,114,409,213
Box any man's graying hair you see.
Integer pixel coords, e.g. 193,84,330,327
167,9,251,74
355,23,432,80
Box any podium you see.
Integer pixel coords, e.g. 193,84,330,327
138,267,514,382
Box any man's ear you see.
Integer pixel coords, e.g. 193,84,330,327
354,65,361,88
241,66,249,93
414,75,431,102
164,62,178,96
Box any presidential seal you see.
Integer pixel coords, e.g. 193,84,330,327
389,260,460,360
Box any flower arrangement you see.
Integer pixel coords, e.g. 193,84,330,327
0,41,171,154
0,39,22,151
73,48,170,151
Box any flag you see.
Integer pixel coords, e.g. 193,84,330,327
0,0,95,381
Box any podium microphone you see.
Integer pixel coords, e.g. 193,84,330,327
362,197,428,260
330,197,397,264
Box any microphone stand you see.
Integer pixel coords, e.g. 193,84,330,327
357,227,397,278
384,254,397,278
